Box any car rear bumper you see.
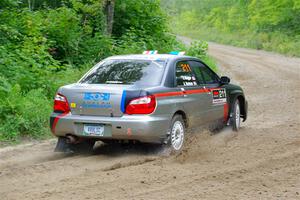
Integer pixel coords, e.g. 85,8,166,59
50,113,170,143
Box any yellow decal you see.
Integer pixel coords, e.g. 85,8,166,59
70,102,76,108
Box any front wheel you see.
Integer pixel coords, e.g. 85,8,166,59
167,115,186,154
231,99,241,131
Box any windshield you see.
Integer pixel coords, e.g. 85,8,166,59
80,59,166,86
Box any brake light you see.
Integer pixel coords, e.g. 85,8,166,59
125,95,156,115
53,93,70,113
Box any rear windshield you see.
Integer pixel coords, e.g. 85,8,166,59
80,59,166,86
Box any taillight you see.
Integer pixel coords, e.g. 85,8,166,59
125,95,156,115
54,93,70,113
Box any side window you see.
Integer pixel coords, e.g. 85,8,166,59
188,61,205,84
200,66,219,84
176,61,198,87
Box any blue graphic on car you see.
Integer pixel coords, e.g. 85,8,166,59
83,92,110,101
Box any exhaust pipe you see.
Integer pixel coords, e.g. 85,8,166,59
66,135,78,144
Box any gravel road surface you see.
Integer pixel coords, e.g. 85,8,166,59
1,38,299,200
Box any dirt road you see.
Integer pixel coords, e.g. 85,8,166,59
1,39,300,200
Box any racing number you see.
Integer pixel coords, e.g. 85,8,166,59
212,88,227,104
181,63,191,72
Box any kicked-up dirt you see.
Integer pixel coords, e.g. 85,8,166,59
0,38,300,200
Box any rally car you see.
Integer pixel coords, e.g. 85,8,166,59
50,51,248,153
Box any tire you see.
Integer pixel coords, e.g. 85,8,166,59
231,99,241,131
54,137,95,153
167,115,186,154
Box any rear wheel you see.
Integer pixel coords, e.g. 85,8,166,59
166,115,185,154
231,99,241,131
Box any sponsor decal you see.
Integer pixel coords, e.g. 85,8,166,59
70,102,76,108
212,88,227,104
84,92,110,101
82,92,111,109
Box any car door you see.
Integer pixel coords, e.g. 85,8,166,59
175,60,211,126
190,61,226,122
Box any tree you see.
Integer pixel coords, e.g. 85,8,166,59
104,0,115,36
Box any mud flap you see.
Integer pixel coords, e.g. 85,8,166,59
54,137,73,153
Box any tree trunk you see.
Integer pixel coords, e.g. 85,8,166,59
104,0,115,36
28,0,31,10
27,0,35,11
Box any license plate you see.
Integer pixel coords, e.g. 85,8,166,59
83,124,104,136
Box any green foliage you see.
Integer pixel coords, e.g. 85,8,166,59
0,0,188,143
113,0,185,55
113,29,184,55
186,40,217,72
0,0,18,8
248,0,300,33
113,0,167,38
0,85,52,142
162,0,300,57
187,41,208,59
0,76,11,96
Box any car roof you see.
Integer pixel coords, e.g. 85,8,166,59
106,54,194,62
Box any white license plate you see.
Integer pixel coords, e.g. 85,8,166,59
83,125,104,136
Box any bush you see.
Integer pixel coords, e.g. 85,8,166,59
187,40,208,59
0,85,52,142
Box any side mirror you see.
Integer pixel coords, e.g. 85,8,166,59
220,76,230,85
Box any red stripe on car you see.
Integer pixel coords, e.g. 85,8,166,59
223,103,229,122
154,88,220,98
51,113,69,134
154,91,184,97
